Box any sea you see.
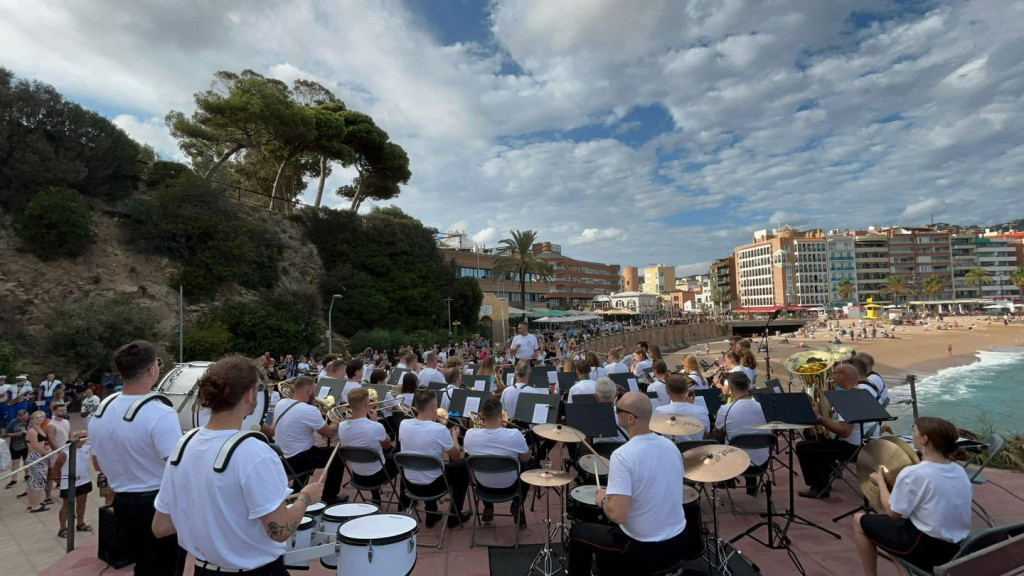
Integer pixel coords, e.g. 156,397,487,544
887,346,1024,436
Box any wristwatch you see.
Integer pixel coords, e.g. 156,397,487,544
599,496,610,509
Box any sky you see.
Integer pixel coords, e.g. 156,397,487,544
2,0,1022,277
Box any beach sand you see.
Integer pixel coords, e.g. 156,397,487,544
668,318,1024,385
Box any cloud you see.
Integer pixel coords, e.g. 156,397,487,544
568,228,625,245
471,227,503,245
675,262,710,277
112,115,183,161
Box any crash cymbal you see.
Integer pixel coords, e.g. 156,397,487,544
857,436,920,511
579,454,610,475
683,445,751,483
521,469,573,487
754,422,812,431
533,423,584,443
650,414,705,437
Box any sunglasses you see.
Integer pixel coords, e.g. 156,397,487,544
615,404,635,419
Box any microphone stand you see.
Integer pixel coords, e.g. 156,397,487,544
762,309,781,380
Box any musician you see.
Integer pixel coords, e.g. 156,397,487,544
153,356,324,576
713,372,768,495
396,351,419,373
569,391,688,575
0,374,11,407
585,352,606,380
510,323,541,365
631,348,652,379
316,353,338,382
712,350,743,396
592,378,628,446
853,417,972,574
566,361,597,404
463,397,533,525
603,349,628,375
87,341,184,576
37,372,63,416
849,355,890,406
795,364,865,499
854,353,889,405
395,372,418,407
417,352,446,387
682,355,710,390
439,367,464,411
500,361,546,418
271,375,347,505
15,374,34,400
338,388,404,507
645,360,670,407
739,349,759,387
655,374,709,442
340,358,364,404
398,390,470,528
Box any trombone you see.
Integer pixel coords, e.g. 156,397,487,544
279,378,335,417
325,400,391,424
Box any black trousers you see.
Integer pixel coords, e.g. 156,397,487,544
405,459,469,514
351,455,408,508
113,491,185,576
795,438,859,490
285,446,345,500
569,522,688,575
194,556,287,576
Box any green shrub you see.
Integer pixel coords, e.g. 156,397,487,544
347,328,452,354
46,294,159,372
201,288,323,357
0,341,16,377
180,319,233,360
146,161,191,188
14,187,96,260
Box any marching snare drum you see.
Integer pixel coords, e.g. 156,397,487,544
155,362,268,432
320,503,378,569
682,485,705,560
305,501,327,544
284,515,315,569
574,454,609,487
567,485,608,525
338,513,419,576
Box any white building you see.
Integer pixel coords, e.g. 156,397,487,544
826,233,858,305
607,291,659,314
977,238,1020,301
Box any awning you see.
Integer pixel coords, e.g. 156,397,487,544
731,305,810,314
507,307,541,318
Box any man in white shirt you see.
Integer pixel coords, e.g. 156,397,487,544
795,364,866,499
714,372,771,496
271,375,347,505
655,374,709,443
398,390,470,529
37,372,62,416
338,388,405,508
603,349,628,375
15,375,33,400
592,378,628,446
500,361,547,419
396,351,419,373
569,391,688,575
850,354,890,407
510,323,540,365
567,362,597,403
87,340,183,576
417,352,446,388
463,397,533,525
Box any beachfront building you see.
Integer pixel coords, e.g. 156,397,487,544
886,227,954,301
854,231,891,304
826,232,858,305
441,246,553,308
977,237,1020,302
710,256,738,312
534,242,621,310
608,291,659,315
793,235,829,307
734,226,828,310
643,265,675,295
622,266,640,292
951,232,981,300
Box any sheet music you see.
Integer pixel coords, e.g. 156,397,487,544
506,373,515,387
531,404,549,424
547,371,558,385
464,396,480,416
627,378,638,392
317,386,330,399
472,378,487,392
464,367,474,375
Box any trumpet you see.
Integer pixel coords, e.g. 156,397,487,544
467,410,512,429
435,407,469,430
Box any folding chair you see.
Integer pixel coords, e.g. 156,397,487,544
723,434,777,516
892,520,1024,575
394,452,453,549
267,443,312,492
339,447,400,511
466,455,524,549
961,434,1005,527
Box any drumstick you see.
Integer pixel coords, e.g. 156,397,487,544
593,461,601,491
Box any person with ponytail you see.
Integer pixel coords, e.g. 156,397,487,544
153,356,324,576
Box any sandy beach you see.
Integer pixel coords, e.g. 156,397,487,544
668,318,1024,386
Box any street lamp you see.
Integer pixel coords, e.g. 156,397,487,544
444,297,454,344
328,293,343,354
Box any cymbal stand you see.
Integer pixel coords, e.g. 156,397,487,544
526,469,566,576
705,482,736,576
779,428,842,541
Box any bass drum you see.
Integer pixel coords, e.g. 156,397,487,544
155,361,268,432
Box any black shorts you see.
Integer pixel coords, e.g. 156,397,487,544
60,482,93,500
11,446,27,461
860,514,960,570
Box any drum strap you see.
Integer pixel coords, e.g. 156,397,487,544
123,393,173,422
169,428,202,466
92,392,122,419
213,431,269,473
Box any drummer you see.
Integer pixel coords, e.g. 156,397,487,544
569,391,688,574
654,374,709,443
853,417,972,575
463,397,534,526
153,356,325,575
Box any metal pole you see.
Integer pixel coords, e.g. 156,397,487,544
908,375,919,420
445,298,454,343
66,440,77,553
179,285,184,363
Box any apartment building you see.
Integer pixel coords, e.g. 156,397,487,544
951,232,981,299
643,265,676,295
854,232,891,303
826,233,858,304
734,227,828,309
534,242,621,309
977,237,1020,301
886,228,954,300
710,256,738,311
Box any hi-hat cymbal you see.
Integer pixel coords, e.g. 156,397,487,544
521,469,573,487
650,414,705,436
857,436,920,511
533,423,584,443
754,422,812,431
683,445,751,483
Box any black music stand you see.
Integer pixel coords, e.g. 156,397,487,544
570,394,597,404
426,382,447,392
463,375,493,394
565,403,617,439
607,373,639,392
824,389,895,523
361,383,389,402
317,377,346,402
556,372,579,394
447,388,489,418
695,389,725,421
387,368,409,387
465,364,480,375
514,394,559,425
528,369,551,389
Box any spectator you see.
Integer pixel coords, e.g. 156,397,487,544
4,410,30,490
56,435,92,538
80,389,100,418
25,410,52,512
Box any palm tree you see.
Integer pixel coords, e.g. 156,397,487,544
836,278,855,302
1011,268,1024,299
964,268,993,296
710,287,730,314
492,230,554,318
883,275,915,308
923,276,944,299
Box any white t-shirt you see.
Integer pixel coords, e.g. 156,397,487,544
633,359,653,378
589,366,607,380
341,381,362,404
606,433,687,542
463,427,529,488
272,399,324,458
567,379,597,403
889,461,972,543
439,385,459,411
80,395,100,416
647,379,669,406
338,417,387,476
655,402,710,442
511,334,540,360
297,362,310,374
500,382,547,420
687,371,710,390
867,373,890,405
398,419,453,485
88,394,183,492
60,443,92,490
155,428,291,570
714,398,769,466
604,362,628,375
268,391,281,409
417,367,445,387
18,383,33,397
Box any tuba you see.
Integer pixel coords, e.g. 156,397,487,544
784,350,838,439
278,378,334,416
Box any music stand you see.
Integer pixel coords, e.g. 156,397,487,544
565,403,617,439
463,375,493,394
426,382,447,392
361,384,389,402
387,368,409,387
556,372,579,394
514,394,560,425
317,377,346,402
465,364,480,375
447,388,489,418
528,369,551,389
608,373,638,392
570,394,597,404
695,389,725,421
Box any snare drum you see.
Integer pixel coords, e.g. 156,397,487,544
339,513,419,576
284,516,315,569
682,485,705,560
320,503,378,569
567,485,608,525
574,454,609,487
305,502,327,544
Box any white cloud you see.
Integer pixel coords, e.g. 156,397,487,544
112,115,183,161
568,228,625,245
471,227,503,246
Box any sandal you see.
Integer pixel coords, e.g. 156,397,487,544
30,506,50,513
42,498,54,505
76,523,93,532
57,528,68,538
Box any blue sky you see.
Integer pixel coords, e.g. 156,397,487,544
2,0,1022,276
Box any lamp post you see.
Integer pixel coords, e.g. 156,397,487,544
444,297,454,344
328,293,343,354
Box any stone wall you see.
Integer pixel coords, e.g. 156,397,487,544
584,323,729,354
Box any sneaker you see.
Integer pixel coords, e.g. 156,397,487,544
798,488,831,499
5,480,16,489
481,503,494,523
16,492,26,499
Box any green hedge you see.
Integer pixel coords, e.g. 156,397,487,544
46,294,159,373
14,187,96,260
347,328,451,354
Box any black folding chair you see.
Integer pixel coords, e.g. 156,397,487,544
394,452,453,549
339,447,400,511
724,434,777,516
892,520,1024,575
961,434,1006,527
466,455,524,549
267,443,312,492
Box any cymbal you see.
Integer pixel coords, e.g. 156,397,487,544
650,414,705,436
533,423,584,443
579,454,610,475
754,422,812,431
683,445,751,483
857,436,920,511
521,469,573,487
